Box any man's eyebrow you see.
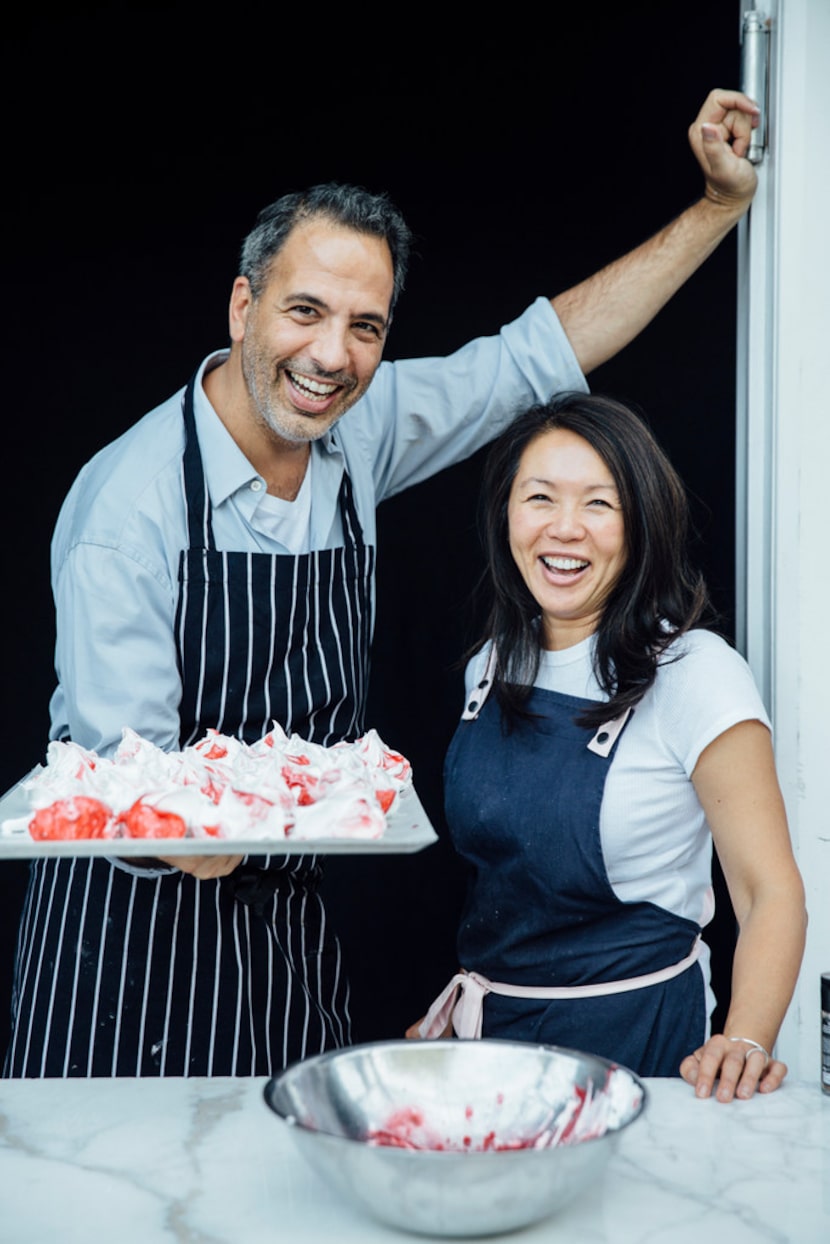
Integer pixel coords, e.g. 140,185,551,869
283,291,388,331
284,291,328,310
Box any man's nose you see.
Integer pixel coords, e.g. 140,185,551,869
310,321,350,374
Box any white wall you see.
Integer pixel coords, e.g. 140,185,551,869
739,0,830,1081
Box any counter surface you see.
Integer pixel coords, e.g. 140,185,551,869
1,1073,828,1242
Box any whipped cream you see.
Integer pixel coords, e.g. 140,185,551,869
3,725,413,844
366,1067,643,1151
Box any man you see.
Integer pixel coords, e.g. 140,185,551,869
4,90,759,1078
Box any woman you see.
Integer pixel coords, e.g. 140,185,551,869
414,392,806,1103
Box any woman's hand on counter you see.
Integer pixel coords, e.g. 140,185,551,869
680,1033,788,1102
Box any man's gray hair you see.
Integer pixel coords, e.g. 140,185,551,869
239,183,412,311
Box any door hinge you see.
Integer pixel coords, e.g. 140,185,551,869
741,8,771,164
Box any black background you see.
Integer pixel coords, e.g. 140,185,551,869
1,2,745,1057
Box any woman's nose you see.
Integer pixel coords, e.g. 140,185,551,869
545,504,584,539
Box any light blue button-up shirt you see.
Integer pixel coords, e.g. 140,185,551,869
48,297,586,756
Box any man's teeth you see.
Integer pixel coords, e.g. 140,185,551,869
542,556,589,571
287,371,339,399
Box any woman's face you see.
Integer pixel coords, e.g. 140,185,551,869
507,427,627,650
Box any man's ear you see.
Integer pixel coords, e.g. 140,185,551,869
229,276,253,343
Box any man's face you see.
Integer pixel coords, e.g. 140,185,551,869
231,218,395,445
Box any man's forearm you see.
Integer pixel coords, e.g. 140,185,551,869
551,193,747,376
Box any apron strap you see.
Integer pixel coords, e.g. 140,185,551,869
461,645,499,720
418,972,491,1039
587,708,633,757
460,651,633,759
338,467,367,550
419,937,703,1041
181,371,217,551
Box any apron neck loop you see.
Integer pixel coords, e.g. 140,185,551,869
181,380,366,555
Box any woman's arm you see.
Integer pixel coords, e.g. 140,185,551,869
681,719,807,1102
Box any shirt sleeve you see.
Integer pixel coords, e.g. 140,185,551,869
654,630,771,777
354,298,587,503
49,540,182,757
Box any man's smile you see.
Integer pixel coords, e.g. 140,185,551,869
279,363,356,417
284,369,342,402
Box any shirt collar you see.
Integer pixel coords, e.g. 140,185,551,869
191,351,343,510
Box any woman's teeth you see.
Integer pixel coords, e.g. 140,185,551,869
542,556,589,571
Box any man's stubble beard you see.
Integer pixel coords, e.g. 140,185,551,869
240,336,362,447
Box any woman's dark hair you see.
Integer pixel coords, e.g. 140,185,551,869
476,391,712,729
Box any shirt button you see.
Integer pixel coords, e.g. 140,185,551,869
250,479,263,492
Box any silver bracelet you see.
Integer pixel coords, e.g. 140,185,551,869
727,1036,771,1066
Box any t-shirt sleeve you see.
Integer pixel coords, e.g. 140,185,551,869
654,630,771,777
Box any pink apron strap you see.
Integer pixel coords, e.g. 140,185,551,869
418,972,493,1039
418,939,702,1041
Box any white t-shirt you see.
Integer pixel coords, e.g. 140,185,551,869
252,455,314,554
464,630,770,932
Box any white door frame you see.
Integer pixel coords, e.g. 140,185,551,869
736,0,830,1082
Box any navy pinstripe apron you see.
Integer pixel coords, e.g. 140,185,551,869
441,684,706,1077
4,373,373,1077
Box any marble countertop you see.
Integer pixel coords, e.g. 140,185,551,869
1,1073,828,1243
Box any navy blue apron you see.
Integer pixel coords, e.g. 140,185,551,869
443,685,705,1077
4,371,373,1077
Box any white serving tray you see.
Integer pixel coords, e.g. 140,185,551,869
0,775,438,858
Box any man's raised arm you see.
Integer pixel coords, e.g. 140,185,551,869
552,89,760,375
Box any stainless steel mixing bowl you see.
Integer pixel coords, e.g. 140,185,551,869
263,1038,646,1237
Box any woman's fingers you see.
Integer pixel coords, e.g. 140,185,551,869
680,1036,787,1102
